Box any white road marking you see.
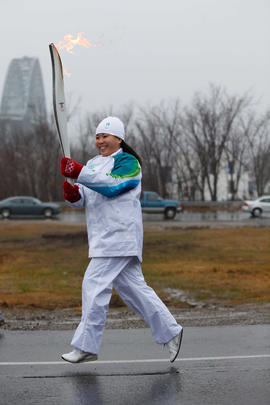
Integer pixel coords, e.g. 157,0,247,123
0,354,269,366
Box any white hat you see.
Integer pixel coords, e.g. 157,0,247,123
96,116,125,141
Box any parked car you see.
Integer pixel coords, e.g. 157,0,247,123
140,191,182,219
242,196,270,217
0,196,60,219
0,311,4,326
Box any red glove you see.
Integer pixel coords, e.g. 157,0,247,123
61,157,83,179
62,181,81,203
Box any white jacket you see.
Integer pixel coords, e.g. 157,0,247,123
67,149,143,262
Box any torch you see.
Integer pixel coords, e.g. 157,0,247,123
49,34,101,179
49,34,101,159
49,43,71,159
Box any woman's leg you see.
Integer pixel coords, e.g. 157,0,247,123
71,257,133,354
113,257,182,344
71,258,114,354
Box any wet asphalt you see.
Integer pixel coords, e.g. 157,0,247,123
59,210,270,226
2,209,270,230
0,325,269,404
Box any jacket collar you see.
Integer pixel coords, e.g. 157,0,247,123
100,148,122,158
111,148,123,157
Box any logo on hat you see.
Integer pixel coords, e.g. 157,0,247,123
105,122,110,128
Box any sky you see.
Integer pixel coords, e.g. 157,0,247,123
1,0,270,123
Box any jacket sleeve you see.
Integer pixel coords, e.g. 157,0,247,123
77,153,141,198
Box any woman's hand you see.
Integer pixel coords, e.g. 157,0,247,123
61,157,83,179
62,181,81,203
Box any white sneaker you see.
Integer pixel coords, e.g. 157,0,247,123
165,328,183,363
61,349,98,363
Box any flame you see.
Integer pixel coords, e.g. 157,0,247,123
56,32,102,54
63,67,72,78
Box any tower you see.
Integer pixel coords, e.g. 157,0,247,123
0,56,47,134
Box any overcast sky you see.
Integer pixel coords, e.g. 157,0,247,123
1,0,270,120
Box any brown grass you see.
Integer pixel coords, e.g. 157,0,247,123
0,222,269,309
143,228,270,305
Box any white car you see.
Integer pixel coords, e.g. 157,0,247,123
242,196,270,217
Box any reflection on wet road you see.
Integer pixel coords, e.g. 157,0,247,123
58,210,270,225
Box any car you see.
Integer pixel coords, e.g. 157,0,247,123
0,311,4,326
140,191,182,219
242,196,270,217
0,196,60,219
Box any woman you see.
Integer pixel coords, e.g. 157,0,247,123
60,116,183,363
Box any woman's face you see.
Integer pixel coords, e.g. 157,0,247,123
95,133,122,156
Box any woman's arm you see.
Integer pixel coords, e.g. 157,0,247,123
78,153,141,198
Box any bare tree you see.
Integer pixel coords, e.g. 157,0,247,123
244,111,270,196
1,88,267,204
174,136,206,200
0,126,23,198
181,85,250,200
223,123,250,200
33,121,63,201
0,117,62,201
135,99,181,197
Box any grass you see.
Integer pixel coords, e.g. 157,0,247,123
143,229,270,305
0,222,269,309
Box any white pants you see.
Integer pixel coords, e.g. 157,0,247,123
71,257,182,354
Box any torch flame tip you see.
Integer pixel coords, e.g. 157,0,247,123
54,32,102,78
56,32,101,54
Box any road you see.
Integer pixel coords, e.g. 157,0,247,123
0,325,269,404
58,210,270,225
2,209,270,229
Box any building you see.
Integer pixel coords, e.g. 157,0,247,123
0,56,46,134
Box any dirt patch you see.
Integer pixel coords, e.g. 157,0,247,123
1,303,269,330
42,231,87,241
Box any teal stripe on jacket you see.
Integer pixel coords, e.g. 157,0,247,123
86,179,140,198
108,153,141,178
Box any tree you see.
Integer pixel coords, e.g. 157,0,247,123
135,99,181,197
223,121,250,200
244,111,270,196
0,117,62,201
173,135,206,200
181,85,250,200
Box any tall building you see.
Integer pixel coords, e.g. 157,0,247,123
0,56,47,134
